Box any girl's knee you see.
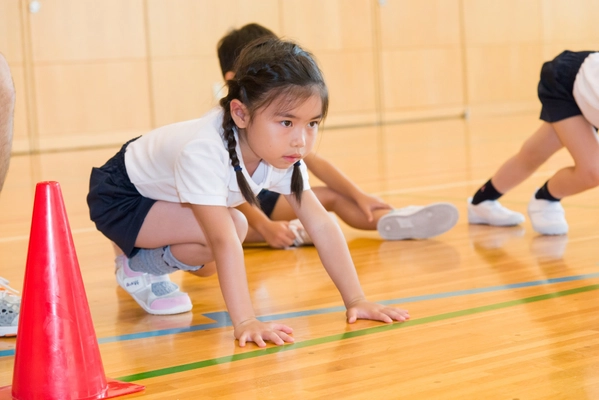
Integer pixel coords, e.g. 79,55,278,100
229,208,248,240
578,165,599,188
189,261,216,277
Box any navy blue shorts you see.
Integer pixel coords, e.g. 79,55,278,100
87,138,156,257
257,190,280,217
538,50,593,123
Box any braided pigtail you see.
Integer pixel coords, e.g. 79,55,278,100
290,161,303,204
220,90,259,207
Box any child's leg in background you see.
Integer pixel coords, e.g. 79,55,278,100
272,186,458,240
489,122,563,194
469,122,562,227
543,116,599,197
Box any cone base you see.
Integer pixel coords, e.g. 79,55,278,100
0,378,145,399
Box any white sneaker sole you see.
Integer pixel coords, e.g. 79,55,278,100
529,221,568,236
377,203,459,240
0,326,17,337
468,213,525,226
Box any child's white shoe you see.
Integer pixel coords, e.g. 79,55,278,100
115,255,192,315
527,196,568,235
467,198,525,226
376,203,459,240
288,219,312,246
0,278,20,337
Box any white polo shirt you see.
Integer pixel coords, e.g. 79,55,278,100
573,52,599,128
124,107,310,207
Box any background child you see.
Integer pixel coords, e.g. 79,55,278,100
468,51,599,235
87,37,409,347
218,24,460,249
0,53,20,337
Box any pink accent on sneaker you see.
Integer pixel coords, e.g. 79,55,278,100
115,255,192,315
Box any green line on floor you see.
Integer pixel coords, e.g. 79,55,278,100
117,284,599,382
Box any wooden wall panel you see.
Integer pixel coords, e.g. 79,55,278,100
379,0,461,47
465,45,542,107
34,62,151,150
147,0,279,58
317,52,378,127
28,0,146,62
151,57,222,127
0,1,29,152
0,0,24,62
541,0,599,46
281,0,373,51
378,0,464,121
281,0,377,126
4,0,599,153
463,0,542,45
541,0,599,59
25,0,150,150
462,0,544,116
381,48,464,115
146,0,279,127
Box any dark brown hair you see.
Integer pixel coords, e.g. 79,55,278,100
217,23,276,78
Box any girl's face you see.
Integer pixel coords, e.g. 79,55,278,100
233,93,323,171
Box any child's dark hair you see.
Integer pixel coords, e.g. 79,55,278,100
220,37,329,206
217,23,276,78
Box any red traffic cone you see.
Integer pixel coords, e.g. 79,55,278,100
0,181,144,399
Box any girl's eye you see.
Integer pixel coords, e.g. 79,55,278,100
308,121,320,128
281,120,292,127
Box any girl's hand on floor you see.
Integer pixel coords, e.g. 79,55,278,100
345,300,410,324
234,318,294,347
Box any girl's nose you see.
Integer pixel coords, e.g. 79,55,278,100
291,129,306,148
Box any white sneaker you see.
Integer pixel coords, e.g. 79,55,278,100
288,219,313,246
527,195,568,235
115,255,192,315
467,198,525,226
377,203,459,240
0,278,20,337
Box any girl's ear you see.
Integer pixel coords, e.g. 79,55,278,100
230,99,250,129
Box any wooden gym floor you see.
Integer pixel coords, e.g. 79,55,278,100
0,112,598,399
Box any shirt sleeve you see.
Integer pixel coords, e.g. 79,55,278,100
573,52,599,129
174,139,231,206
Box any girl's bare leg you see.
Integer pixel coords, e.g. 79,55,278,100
269,186,387,230
544,116,599,198
136,201,247,269
491,122,563,194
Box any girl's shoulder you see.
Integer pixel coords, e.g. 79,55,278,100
141,107,224,140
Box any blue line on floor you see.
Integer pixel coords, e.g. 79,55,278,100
0,272,597,358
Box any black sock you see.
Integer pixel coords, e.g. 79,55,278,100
535,181,560,201
471,179,503,205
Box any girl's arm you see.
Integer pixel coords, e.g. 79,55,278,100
285,190,409,323
304,153,392,221
192,204,294,347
